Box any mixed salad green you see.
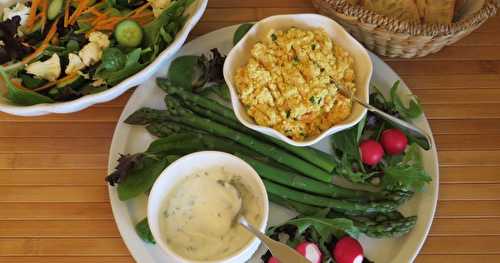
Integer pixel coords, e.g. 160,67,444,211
106,25,432,263
0,0,194,105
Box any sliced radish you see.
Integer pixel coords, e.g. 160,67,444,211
333,236,364,263
295,241,322,263
268,256,280,263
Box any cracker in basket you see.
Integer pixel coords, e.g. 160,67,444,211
361,0,420,22
416,0,456,24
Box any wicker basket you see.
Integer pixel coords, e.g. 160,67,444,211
312,0,498,58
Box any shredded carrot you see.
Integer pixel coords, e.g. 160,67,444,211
68,0,90,26
26,0,42,29
128,2,151,17
20,18,60,65
34,72,79,92
64,0,71,27
40,0,48,31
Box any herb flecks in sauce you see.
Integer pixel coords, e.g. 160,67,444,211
160,167,262,260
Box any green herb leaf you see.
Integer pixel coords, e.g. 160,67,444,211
382,144,431,192
135,217,155,244
233,23,254,45
0,67,54,105
390,80,423,120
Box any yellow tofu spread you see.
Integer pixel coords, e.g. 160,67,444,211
234,27,356,141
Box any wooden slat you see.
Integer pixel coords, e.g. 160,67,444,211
436,201,500,218
1,186,109,203
420,236,500,254
387,61,500,75
430,218,500,236
0,154,107,169
0,170,106,186
434,134,500,150
0,138,110,154
0,108,122,122
424,104,500,119
0,238,129,256
439,184,500,201
208,0,313,8
256,7,317,18
402,74,500,90
0,122,115,138
438,151,500,166
413,89,500,104
386,46,500,61
201,8,257,22
440,166,500,183
452,32,500,47
416,255,500,263
0,203,113,220
429,119,500,135
0,220,120,237
0,257,135,263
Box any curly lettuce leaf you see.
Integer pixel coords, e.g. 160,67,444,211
382,144,431,192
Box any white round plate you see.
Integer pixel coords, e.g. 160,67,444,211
0,0,207,116
107,25,439,263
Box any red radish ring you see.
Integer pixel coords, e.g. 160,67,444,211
295,242,322,263
333,236,364,263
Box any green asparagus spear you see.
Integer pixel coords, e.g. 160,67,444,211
263,179,399,215
157,78,336,173
238,154,387,200
140,103,333,183
269,194,416,238
146,122,203,137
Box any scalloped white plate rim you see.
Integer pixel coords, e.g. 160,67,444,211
0,0,207,116
107,24,439,263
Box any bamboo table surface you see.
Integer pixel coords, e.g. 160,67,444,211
1,1,500,262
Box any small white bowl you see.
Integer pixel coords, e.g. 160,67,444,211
0,0,207,116
147,151,269,263
223,14,372,147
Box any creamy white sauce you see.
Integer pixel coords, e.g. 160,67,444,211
161,167,262,261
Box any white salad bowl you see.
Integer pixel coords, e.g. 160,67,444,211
0,0,207,116
223,14,372,147
147,151,269,263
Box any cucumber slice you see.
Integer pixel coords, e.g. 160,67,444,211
48,0,64,20
114,19,143,48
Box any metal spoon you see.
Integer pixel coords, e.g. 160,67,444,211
336,83,432,150
237,215,311,263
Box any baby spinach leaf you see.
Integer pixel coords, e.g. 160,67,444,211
117,156,169,201
233,23,254,45
98,48,146,85
143,0,194,48
167,55,206,89
135,217,155,244
0,67,54,105
19,73,47,89
101,48,126,71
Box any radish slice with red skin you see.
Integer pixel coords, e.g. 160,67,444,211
295,242,322,263
381,128,408,155
333,236,364,263
360,139,384,165
268,256,280,263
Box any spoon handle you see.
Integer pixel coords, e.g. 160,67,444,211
353,97,432,150
238,217,310,263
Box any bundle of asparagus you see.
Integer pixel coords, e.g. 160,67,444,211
112,77,417,239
